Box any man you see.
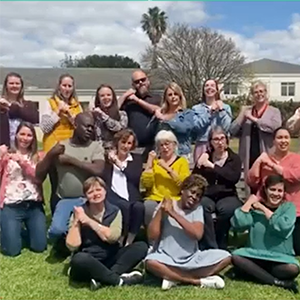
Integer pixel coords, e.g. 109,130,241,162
36,112,105,240
119,70,161,161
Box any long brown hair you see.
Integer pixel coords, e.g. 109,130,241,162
2,72,24,103
94,84,120,121
52,74,77,102
201,79,220,103
14,122,39,163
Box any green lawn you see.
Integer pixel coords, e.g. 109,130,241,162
1,139,299,300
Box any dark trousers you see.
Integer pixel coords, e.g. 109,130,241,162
200,195,241,250
70,241,148,286
293,217,300,256
49,166,59,215
107,190,144,235
0,201,47,256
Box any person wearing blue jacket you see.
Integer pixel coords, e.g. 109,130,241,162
155,82,195,160
192,79,232,162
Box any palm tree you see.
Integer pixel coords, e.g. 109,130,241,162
141,6,168,69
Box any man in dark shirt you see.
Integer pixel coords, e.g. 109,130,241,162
119,70,161,161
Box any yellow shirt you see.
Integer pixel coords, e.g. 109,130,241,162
141,156,190,202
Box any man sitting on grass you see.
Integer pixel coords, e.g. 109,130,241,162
36,112,105,253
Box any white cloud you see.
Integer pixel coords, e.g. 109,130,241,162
221,13,300,64
0,1,209,67
0,2,299,67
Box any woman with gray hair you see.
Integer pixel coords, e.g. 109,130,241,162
141,130,190,226
193,126,242,250
230,81,282,196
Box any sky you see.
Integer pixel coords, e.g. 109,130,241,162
0,1,299,68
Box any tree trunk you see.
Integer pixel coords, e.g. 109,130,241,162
151,44,158,70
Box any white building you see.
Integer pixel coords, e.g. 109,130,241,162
223,58,300,102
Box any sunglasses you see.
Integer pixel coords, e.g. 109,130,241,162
133,77,147,85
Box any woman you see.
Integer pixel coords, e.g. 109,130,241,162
230,81,282,195
192,79,232,162
0,122,46,257
145,174,231,290
193,126,242,250
0,72,39,148
66,176,148,290
141,130,190,226
231,175,299,293
102,129,144,246
247,127,300,255
40,74,82,214
154,82,195,159
89,84,128,148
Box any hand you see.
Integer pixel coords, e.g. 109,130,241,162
197,153,209,168
246,194,260,206
155,109,166,121
74,206,90,225
258,153,273,168
124,88,136,99
8,153,24,163
161,198,175,215
58,154,74,165
244,110,258,123
49,143,65,158
0,98,10,110
252,201,266,211
147,150,157,162
215,100,224,111
58,100,70,114
158,159,170,171
202,159,214,169
128,94,140,103
108,150,119,165
94,107,106,116
0,144,8,158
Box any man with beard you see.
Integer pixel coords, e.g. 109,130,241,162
36,112,105,244
119,70,161,161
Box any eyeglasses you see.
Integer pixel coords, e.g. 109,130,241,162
211,136,226,142
133,77,147,85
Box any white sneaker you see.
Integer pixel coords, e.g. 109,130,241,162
161,279,177,290
200,275,225,289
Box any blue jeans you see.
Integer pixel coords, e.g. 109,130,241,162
0,201,47,257
48,198,85,240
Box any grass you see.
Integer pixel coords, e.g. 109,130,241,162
0,139,299,300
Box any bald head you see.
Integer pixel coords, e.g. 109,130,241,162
131,70,150,97
74,112,95,142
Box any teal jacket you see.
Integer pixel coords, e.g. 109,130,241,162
231,202,299,266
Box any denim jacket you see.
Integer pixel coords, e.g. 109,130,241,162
192,102,232,143
159,109,195,156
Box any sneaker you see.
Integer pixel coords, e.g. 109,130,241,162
90,279,101,291
120,270,143,286
200,275,225,289
161,279,177,290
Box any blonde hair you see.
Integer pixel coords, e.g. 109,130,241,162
83,177,106,195
155,130,178,154
161,82,186,113
250,80,268,98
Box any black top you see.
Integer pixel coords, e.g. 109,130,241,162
121,92,161,147
192,148,242,200
249,123,261,169
102,153,143,202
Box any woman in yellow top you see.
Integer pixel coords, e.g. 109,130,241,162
141,130,190,226
40,74,82,214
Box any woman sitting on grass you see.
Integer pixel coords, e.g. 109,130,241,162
66,176,148,290
141,130,190,226
145,174,231,290
0,122,46,257
231,175,299,293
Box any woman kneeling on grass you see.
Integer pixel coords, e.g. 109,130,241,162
66,176,148,290
145,174,231,291
231,175,300,293
0,122,46,257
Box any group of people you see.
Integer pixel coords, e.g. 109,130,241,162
0,69,299,293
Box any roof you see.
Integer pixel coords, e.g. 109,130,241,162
0,67,164,90
244,58,300,74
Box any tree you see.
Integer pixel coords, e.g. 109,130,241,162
141,6,168,69
59,54,140,68
142,24,248,105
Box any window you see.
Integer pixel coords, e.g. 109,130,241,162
223,82,238,95
281,82,295,96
